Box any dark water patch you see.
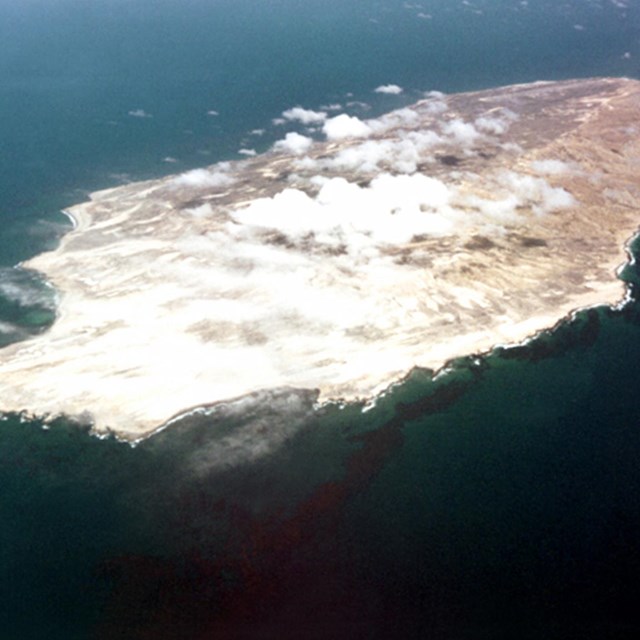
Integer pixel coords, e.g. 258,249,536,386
494,306,602,363
616,234,640,321
3,241,640,638
3,289,640,637
341,319,640,638
92,259,640,638
0,416,160,639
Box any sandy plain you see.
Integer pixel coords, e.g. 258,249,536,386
1,77,639,439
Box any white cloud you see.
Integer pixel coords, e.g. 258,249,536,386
474,113,516,135
462,193,522,225
425,101,448,116
314,128,441,175
273,132,314,155
170,92,573,270
452,165,576,225
320,103,343,112
539,185,575,211
162,156,178,163
238,148,257,157
231,173,457,249
375,84,404,95
0,320,22,336
250,128,266,136
441,118,482,146
368,107,420,134
185,203,214,218
128,109,152,118
322,139,396,173
323,114,372,141
346,100,371,111
207,110,219,116
282,106,328,124
530,159,573,175
186,389,316,473
231,188,318,236
171,168,235,189
499,171,576,215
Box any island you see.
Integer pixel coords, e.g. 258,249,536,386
1,77,639,440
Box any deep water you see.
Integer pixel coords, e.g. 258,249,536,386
2,1,640,638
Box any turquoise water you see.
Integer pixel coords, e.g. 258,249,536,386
2,1,640,637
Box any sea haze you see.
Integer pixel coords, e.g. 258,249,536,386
1,1,640,638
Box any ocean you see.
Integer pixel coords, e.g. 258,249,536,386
1,0,640,637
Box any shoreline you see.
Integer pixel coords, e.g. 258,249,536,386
149,271,633,448
1,77,640,441
7,273,630,448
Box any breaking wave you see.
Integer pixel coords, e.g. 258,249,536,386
0,267,57,346
141,388,320,475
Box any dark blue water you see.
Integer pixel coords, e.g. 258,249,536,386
2,1,640,637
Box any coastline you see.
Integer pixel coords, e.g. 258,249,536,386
1,77,640,441
142,271,631,447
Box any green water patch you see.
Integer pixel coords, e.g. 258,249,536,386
0,267,57,347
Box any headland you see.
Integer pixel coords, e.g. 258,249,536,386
1,77,639,439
